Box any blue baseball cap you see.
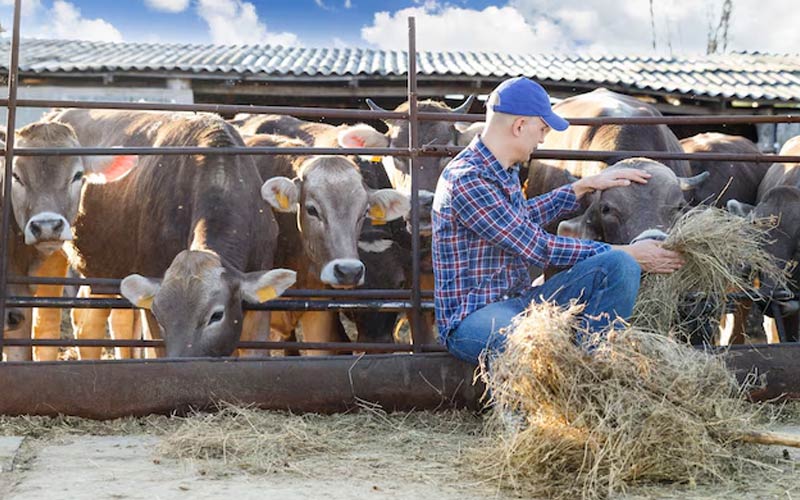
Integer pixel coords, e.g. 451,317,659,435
492,77,569,131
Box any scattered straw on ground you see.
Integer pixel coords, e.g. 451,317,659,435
632,206,787,338
475,300,776,500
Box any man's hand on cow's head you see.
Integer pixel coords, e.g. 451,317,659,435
572,168,652,198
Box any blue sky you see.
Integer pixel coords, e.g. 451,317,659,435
0,0,793,55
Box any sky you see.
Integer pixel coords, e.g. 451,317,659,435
0,0,795,55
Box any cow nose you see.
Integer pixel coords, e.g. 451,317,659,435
333,262,365,285
6,309,24,330
28,218,64,239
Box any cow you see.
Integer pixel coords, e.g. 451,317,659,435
726,136,800,344
727,186,800,343
0,122,136,361
252,131,409,354
59,113,295,358
240,127,414,348
680,132,767,207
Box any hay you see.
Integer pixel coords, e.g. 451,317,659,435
631,206,787,338
475,301,770,499
158,403,483,480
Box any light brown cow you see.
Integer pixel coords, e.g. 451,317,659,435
254,133,408,354
61,114,294,358
1,123,131,361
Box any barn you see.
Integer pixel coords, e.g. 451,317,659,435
1,38,799,150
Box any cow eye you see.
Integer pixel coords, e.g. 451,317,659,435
306,205,319,218
600,204,612,215
11,172,23,186
208,310,224,326
72,170,84,182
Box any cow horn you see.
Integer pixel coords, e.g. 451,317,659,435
366,98,387,112
677,171,710,191
451,95,476,115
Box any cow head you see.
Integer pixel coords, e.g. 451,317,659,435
557,158,708,244
7,122,137,254
337,96,476,235
262,156,409,288
120,250,296,357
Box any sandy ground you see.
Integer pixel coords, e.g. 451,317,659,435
0,415,799,500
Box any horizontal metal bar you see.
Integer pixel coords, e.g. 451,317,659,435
8,296,435,311
2,98,410,122
426,145,800,163
427,111,800,125
10,146,411,157
10,145,800,164
9,277,434,299
2,338,447,353
0,353,482,418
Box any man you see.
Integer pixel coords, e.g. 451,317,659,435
432,77,685,364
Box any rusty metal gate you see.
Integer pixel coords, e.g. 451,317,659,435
0,1,799,418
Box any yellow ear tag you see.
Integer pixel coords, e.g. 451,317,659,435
256,285,278,302
370,156,383,163
753,276,761,289
136,296,154,309
276,192,290,210
369,205,387,225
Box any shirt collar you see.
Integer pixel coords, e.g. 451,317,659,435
471,135,520,185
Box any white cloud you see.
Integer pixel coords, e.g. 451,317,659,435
34,1,122,42
196,0,299,46
144,0,190,14
362,0,800,56
362,3,560,53
0,0,41,17
344,0,352,8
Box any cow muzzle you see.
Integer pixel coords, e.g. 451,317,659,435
321,259,365,288
4,308,25,331
25,212,72,248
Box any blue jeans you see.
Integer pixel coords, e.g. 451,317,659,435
445,250,641,365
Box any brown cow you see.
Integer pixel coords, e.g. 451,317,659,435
1,123,131,361
62,114,295,357
257,139,408,353
680,132,767,207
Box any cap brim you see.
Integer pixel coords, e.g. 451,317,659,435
542,112,569,132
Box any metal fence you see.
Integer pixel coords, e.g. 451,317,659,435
0,2,799,416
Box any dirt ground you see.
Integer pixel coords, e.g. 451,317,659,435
0,409,799,500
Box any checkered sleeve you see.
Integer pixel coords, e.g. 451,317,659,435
526,184,582,226
451,174,610,268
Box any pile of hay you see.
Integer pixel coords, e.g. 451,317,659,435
475,301,769,499
631,206,787,338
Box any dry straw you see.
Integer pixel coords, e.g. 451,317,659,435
631,206,788,339
475,301,768,499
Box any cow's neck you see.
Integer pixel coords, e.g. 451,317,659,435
272,212,322,290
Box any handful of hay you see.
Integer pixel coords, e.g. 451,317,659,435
475,301,767,499
631,206,787,338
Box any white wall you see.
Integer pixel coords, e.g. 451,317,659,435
0,85,194,128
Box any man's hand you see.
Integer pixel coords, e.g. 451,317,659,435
614,239,685,274
572,168,652,198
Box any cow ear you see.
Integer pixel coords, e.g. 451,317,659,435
338,124,388,149
241,268,296,303
120,274,161,309
454,121,484,146
261,177,299,213
726,199,756,218
84,154,138,184
368,189,410,224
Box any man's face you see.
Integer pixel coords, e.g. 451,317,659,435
518,116,550,161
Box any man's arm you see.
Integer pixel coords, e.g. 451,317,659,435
526,184,582,226
452,173,610,268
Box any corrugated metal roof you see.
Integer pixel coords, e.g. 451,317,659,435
2,38,800,102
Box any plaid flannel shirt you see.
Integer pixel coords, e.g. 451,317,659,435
431,136,611,339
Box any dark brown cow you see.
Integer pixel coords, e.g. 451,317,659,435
680,132,767,207
63,114,294,357
558,158,707,245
